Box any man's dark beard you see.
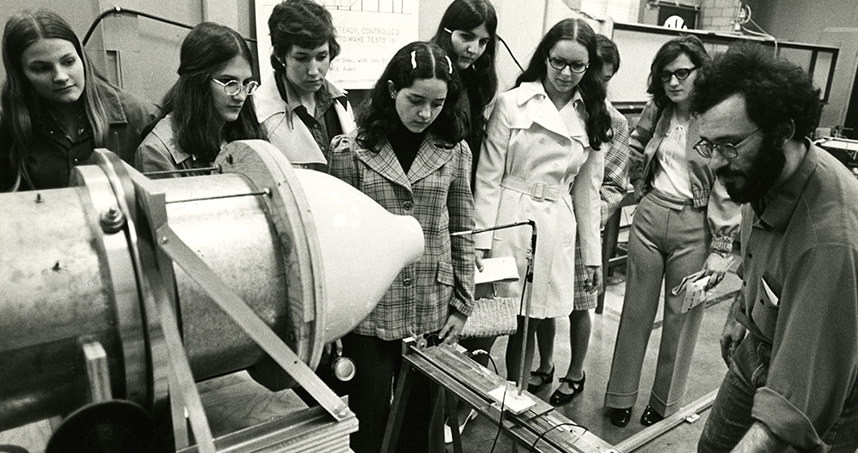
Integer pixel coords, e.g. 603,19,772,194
715,131,786,204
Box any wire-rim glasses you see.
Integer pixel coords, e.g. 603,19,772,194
694,128,762,159
211,78,260,96
659,67,697,83
548,57,588,74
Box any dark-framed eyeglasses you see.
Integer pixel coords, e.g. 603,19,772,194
548,57,588,74
659,67,697,82
694,128,762,159
211,78,260,96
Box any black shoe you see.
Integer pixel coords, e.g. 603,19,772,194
640,405,664,426
527,366,554,392
610,408,632,427
549,372,585,406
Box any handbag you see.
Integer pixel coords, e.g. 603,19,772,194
460,284,518,338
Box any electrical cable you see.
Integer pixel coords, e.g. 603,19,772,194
470,349,500,375
742,18,778,55
529,422,588,452
497,35,525,73
82,6,255,46
488,381,507,453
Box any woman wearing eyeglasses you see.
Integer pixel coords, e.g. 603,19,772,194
604,35,740,427
135,22,265,177
473,18,611,389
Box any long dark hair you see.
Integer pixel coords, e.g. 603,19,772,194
431,0,498,152
160,22,264,163
516,18,611,150
357,42,464,150
1,9,111,188
648,35,710,110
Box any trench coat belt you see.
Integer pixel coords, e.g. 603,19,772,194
500,176,568,202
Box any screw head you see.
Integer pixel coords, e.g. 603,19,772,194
99,207,125,234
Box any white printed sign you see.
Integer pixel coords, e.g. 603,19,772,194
254,0,418,90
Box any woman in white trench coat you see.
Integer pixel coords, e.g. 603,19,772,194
473,17,612,384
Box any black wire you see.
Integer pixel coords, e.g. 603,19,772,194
82,7,255,46
497,35,524,73
469,349,499,375
488,382,508,453
529,422,588,452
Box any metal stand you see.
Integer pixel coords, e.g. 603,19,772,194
452,220,537,395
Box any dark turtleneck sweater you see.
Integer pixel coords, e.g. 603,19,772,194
387,125,427,175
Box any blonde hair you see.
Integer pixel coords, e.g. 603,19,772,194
1,9,111,187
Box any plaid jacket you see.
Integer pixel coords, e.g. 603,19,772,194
573,102,631,308
329,131,475,340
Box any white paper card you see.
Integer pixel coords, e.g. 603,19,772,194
475,257,520,284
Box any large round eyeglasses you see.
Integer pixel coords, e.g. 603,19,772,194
548,57,588,74
211,78,260,96
694,128,762,159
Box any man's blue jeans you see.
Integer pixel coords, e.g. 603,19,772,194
698,334,858,452
698,334,768,452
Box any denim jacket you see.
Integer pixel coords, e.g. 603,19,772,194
631,101,739,253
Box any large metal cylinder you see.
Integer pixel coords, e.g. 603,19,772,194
0,141,424,432
0,186,129,427
159,174,290,380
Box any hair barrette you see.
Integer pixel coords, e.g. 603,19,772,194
445,55,453,74
444,27,453,34
411,50,417,70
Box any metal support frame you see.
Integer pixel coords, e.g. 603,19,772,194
380,343,718,453
382,343,618,453
95,147,353,450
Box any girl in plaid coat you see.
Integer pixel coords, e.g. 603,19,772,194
329,42,475,453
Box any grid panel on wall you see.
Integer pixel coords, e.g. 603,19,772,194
581,0,642,22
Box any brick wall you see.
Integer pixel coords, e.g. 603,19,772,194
699,0,742,31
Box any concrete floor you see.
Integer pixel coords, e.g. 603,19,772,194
451,254,743,453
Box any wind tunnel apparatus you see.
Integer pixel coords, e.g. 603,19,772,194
0,140,424,452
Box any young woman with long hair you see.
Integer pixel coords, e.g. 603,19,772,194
135,22,265,176
530,33,631,408
473,17,611,396
603,35,739,427
430,0,500,441
329,41,474,453
0,9,157,191
431,0,497,182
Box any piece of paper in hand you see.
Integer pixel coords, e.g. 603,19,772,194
680,275,711,313
671,270,705,296
475,257,520,284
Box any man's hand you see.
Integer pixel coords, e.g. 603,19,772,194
721,296,747,366
732,421,787,453
438,310,467,346
703,252,733,290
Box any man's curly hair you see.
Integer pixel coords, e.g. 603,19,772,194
692,42,821,138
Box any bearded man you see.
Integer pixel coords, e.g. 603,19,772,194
693,43,858,453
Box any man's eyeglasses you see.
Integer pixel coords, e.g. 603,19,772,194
211,78,260,96
694,128,762,159
548,57,588,74
659,67,697,83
